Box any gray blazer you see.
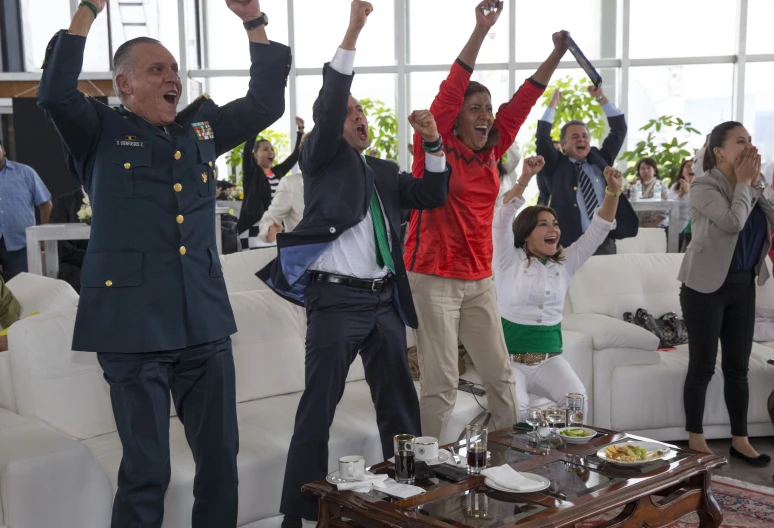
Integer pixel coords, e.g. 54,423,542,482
678,167,774,293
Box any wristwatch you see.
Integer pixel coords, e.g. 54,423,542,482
243,13,269,30
755,178,766,192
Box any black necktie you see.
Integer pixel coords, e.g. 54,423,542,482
576,162,599,220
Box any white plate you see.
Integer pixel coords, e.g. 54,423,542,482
597,441,671,466
484,473,550,493
557,427,597,444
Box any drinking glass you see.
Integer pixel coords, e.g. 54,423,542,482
393,434,416,484
525,408,542,440
565,393,585,427
545,406,564,435
465,424,488,475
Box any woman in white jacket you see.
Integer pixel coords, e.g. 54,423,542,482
493,156,623,419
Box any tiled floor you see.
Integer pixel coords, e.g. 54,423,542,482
672,437,774,488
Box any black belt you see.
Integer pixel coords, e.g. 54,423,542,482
308,271,392,292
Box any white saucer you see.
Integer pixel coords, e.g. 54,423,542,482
418,450,451,466
326,470,365,485
484,473,550,494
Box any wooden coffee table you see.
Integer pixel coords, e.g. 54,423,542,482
303,426,726,528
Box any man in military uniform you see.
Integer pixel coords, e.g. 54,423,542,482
37,1,290,526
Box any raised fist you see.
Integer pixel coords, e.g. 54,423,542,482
349,1,373,30
226,0,262,21
588,85,605,99
603,166,623,193
476,0,503,28
521,156,545,179
408,110,439,143
552,31,570,54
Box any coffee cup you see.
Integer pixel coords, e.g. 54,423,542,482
415,436,439,461
338,455,365,481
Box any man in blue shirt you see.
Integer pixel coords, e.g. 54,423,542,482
535,87,637,254
0,138,53,277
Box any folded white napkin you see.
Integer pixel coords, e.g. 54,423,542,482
336,472,388,492
481,465,538,491
374,479,425,499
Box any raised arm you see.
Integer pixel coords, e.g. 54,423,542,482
210,1,291,156
563,167,621,274
273,124,304,177
301,1,371,174
492,32,567,161
36,2,107,184
588,85,627,165
398,111,449,210
535,90,562,177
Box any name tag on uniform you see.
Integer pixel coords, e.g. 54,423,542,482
115,138,145,148
192,121,214,141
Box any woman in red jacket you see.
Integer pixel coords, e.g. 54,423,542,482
405,0,570,440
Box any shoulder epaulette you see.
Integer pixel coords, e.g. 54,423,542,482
175,93,212,122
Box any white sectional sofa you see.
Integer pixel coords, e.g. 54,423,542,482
563,252,774,441
0,251,482,528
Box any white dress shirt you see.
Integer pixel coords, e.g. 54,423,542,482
309,47,446,279
492,194,616,326
258,172,304,241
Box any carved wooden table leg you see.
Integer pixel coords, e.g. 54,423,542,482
695,472,723,528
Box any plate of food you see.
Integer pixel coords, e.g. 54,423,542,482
597,442,671,465
557,427,597,443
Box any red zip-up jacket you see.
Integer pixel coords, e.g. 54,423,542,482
404,59,545,280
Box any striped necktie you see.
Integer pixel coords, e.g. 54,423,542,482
362,156,395,273
576,161,599,220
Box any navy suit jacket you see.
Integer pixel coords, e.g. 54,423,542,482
258,63,450,328
536,116,638,248
38,30,291,353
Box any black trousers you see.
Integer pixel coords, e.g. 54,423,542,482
58,262,82,293
280,280,421,520
0,238,27,279
680,271,756,437
97,337,239,528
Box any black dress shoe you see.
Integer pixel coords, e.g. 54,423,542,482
730,446,771,467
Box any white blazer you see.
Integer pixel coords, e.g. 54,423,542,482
257,172,304,241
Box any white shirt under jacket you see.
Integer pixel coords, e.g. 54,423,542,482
492,194,616,326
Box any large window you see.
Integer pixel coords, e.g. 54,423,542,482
10,0,773,174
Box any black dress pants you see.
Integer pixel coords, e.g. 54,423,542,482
680,271,756,437
280,280,421,520
97,336,239,528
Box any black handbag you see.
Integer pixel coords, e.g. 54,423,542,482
623,308,688,348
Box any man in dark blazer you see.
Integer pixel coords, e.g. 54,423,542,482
259,3,449,525
537,88,638,254
50,186,88,292
37,0,290,526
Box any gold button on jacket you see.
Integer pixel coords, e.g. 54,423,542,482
179,246,187,255
123,162,131,170
174,183,182,192
176,215,184,224
174,151,182,160
105,280,113,287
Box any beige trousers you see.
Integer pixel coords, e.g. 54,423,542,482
409,272,518,440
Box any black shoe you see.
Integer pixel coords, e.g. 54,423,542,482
282,516,302,528
730,446,771,467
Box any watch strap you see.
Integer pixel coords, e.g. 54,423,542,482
243,13,268,30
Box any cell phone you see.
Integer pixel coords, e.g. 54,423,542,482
415,461,435,480
458,380,486,396
562,31,603,88
433,463,470,482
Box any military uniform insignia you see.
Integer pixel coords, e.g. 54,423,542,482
192,121,214,141
201,172,208,183
125,135,136,141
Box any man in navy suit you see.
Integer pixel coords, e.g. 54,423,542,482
537,88,638,254
259,2,450,524
37,0,290,526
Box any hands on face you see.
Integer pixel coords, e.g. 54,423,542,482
735,146,761,186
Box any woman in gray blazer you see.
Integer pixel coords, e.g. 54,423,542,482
678,121,774,467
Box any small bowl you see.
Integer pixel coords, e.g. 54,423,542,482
557,427,597,443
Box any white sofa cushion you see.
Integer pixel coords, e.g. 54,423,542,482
567,253,684,319
6,273,79,316
563,314,660,352
230,290,366,405
222,248,277,293
615,228,667,254
0,408,112,528
0,352,14,413
8,308,116,440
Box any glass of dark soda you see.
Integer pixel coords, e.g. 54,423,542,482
466,424,487,475
393,434,416,484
